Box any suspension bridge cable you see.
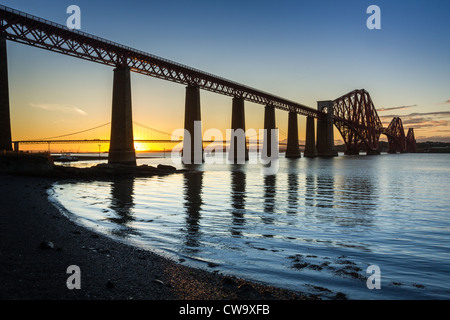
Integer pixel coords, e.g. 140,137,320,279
38,122,111,140
132,121,174,138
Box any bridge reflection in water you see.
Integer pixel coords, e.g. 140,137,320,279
50,154,450,299
107,178,137,239
230,165,246,237
183,168,204,253
79,155,381,251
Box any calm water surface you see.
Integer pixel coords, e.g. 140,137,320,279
49,153,450,299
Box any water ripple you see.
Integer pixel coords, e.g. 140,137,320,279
50,153,450,299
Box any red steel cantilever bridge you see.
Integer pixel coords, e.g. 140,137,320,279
333,89,416,155
0,5,416,164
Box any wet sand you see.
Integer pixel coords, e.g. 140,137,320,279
0,174,313,301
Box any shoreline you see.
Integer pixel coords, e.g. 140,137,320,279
0,174,319,300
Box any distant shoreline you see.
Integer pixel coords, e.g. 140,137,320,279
16,140,450,157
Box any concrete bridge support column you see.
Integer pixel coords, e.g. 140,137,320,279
316,101,338,157
183,85,203,164
261,105,278,159
285,111,301,158
108,66,136,165
304,116,317,157
0,37,12,151
229,97,248,163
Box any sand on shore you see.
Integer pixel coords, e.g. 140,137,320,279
0,174,312,300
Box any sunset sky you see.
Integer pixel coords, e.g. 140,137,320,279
2,0,450,152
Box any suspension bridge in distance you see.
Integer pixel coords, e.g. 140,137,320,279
12,122,180,152
11,121,299,152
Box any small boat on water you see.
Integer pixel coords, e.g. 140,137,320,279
56,153,78,162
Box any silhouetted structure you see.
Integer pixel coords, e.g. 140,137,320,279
406,128,417,153
316,101,338,157
0,5,416,160
386,117,406,153
285,112,301,158
0,36,12,151
109,66,136,165
333,90,382,155
182,85,203,164
229,97,249,162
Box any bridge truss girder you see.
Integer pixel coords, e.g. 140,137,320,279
384,117,406,153
0,5,319,118
1,5,419,156
405,128,417,153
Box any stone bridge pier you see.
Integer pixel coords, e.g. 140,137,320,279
316,101,338,157
0,36,12,151
108,66,136,165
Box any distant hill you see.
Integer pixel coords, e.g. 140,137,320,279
416,141,450,153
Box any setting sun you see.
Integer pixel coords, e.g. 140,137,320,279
133,142,147,152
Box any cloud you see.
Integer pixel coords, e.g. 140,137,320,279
29,103,87,116
379,111,450,130
444,99,450,104
377,104,417,112
379,111,450,119
407,111,450,117
404,120,449,129
416,135,450,143
399,117,428,124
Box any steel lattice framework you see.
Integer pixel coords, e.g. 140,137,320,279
405,128,417,153
0,5,320,118
332,90,416,154
332,89,384,154
0,5,417,154
385,117,406,153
